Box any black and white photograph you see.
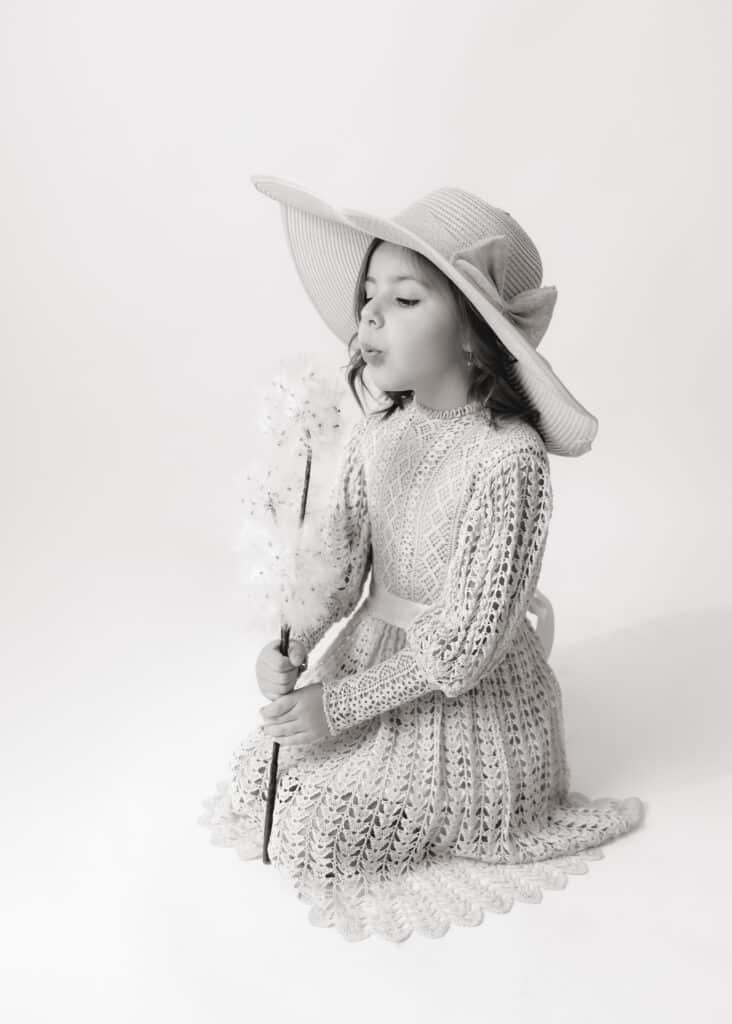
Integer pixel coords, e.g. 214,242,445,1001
2,1,730,1020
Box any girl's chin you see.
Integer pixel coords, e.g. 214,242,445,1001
365,365,407,391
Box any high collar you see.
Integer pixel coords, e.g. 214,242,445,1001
409,395,484,421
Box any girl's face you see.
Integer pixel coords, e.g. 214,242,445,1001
357,242,469,397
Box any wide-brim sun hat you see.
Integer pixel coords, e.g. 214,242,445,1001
251,174,598,457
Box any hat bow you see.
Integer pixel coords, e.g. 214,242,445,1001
450,235,557,348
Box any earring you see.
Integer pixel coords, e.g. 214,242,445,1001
465,348,474,367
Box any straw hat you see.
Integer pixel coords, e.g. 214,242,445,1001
251,174,598,457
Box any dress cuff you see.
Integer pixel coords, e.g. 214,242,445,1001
321,674,366,736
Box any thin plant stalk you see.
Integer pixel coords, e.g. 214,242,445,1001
262,434,313,864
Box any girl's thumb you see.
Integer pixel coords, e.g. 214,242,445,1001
289,639,307,667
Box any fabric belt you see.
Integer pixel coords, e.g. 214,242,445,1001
362,574,553,654
362,573,431,630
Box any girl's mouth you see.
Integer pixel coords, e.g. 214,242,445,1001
363,348,385,364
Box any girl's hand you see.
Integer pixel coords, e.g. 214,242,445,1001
255,638,308,701
259,682,331,746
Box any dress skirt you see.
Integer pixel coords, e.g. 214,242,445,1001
198,591,645,943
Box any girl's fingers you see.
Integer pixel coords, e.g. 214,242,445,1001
262,687,292,702
257,669,296,691
263,720,301,736
260,707,298,724
266,642,293,670
260,701,298,721
275,732,310,747
262,693,297,717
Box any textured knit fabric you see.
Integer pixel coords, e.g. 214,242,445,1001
198,396,644,942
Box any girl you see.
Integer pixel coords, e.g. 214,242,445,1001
199,177,645,943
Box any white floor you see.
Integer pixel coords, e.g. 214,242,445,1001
2,583,730,1024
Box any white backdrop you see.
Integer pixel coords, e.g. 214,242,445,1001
2,1,730,1020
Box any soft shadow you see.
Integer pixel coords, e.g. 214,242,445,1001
548,606,731,792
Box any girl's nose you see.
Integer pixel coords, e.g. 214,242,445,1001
361,300,383,327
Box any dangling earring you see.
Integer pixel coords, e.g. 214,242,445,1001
465,347,475,367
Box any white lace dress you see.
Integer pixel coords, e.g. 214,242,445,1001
199,395,645,942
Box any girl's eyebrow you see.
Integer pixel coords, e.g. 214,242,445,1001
365,273,429,287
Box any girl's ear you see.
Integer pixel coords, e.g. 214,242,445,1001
460,323,475,354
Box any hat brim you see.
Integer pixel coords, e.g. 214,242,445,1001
251,174,598,457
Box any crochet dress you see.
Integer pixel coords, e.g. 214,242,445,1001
198,395,645,942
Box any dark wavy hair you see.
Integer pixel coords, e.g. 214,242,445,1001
344,238,543,436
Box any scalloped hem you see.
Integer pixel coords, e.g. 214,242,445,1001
197,782,645,943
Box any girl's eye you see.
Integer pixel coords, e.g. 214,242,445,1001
363,297,419,307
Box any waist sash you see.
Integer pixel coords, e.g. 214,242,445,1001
363,573,431,630
362,574,553,654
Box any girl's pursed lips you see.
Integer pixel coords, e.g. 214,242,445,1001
361,340,386,357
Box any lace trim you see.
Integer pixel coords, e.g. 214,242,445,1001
198,782,645,944
410,396,485,420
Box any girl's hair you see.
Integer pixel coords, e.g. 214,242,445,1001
345,238,543,436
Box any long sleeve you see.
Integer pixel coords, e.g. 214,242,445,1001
321,443,553,736
290,416,372,656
